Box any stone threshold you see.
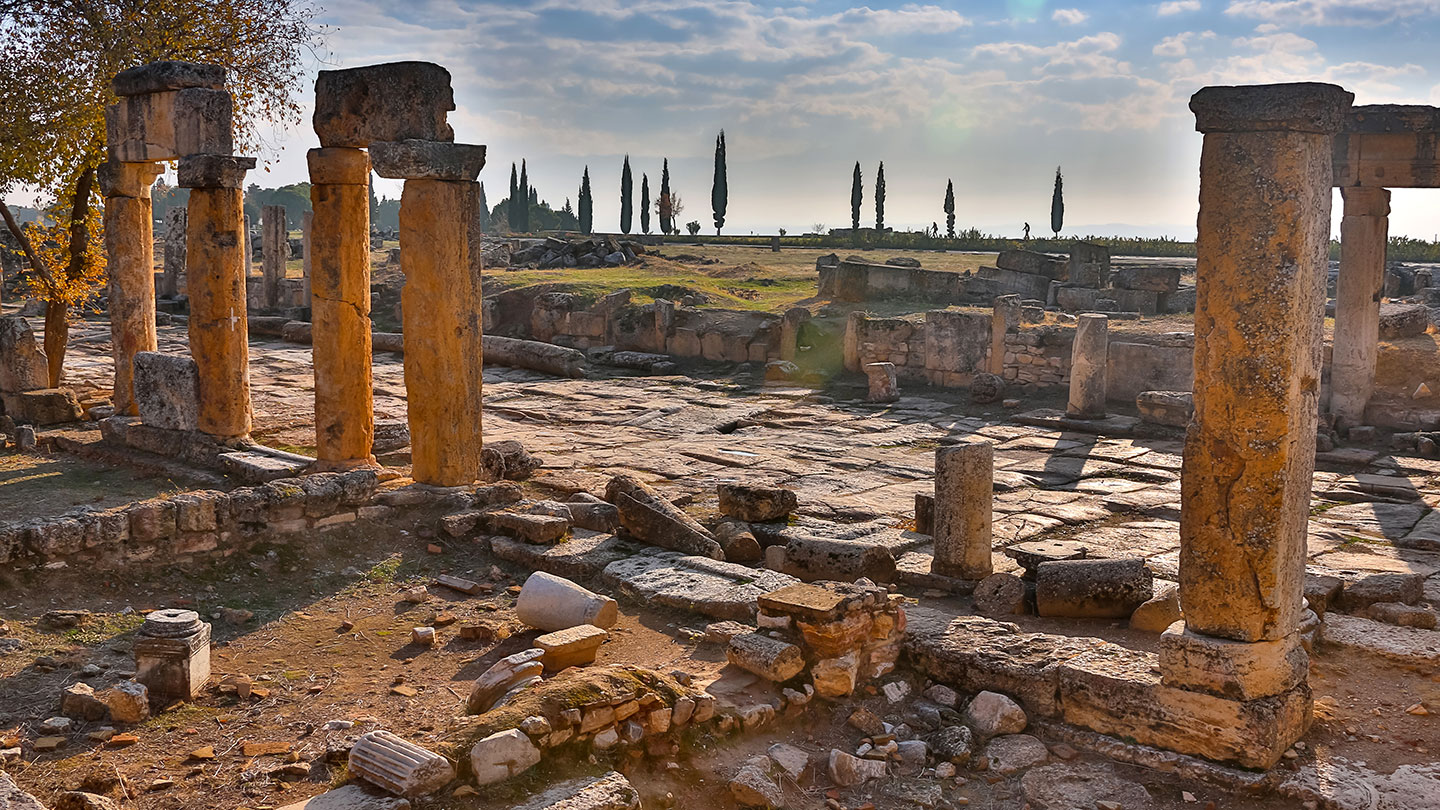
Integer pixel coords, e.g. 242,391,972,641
98,415,310,483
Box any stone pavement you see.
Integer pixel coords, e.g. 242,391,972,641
52,318,1440,606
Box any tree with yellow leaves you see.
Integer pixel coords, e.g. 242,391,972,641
0,0,323,386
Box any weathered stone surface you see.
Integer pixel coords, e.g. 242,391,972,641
1330,187,1390,426
1035,558,1153,619
113,61,225,96
726,633,804,682
713,520,761,563
1321,613,1440,668
0,772,46,810
607,475,721,558
1136,390,1193,428
132,352,199,431
177,155,255,189
102,680,150,724
107,89,233,163
1066,314,1108,419
966,690,1027,738
828,749,887,786
277,784,411,810
186,185,252,438
983,734,1049,775
53,792,121,810
997,250,1067,279
1020,762,1155,810
865,362,899,402
780,534,897,582
399,178,484,485
602,552,797,621
371,140,485,181
973,572,1027,617
729,763,782,808
933,441,993,580
60,683,109,721
1363,601,1437,629
512,772,639,810
484,336,587,378
515,572,618,631
1190,82,1353,133
929,725,974,765
313,62,456,148
1378,302,1428,339
349,730,454,797
103,165,161,415
717,483,797,523
1340,572,1423,610
471,728,542,785
480,440,540,481
16,389,83,425
0,317,49,397
1112,265,1181,293
491,532,631,582
491,511,570,544
1129,581,1183,632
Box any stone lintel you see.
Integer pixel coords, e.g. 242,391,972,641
1344,104,1440,135
1157,623,1307,701
1190,82,1353,134
113,61,226,96
98,159,163,198
105,88,234,163
178,155,257,189
371,140,486,181
307,147,371,185
313,61,456,148
1340,185,1391,218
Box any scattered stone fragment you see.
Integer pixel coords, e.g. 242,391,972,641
606,475,722,558
984,734,1049,775
727,633,805,682
0,772,46,810
973,573,1027,617
1034,558,1153,618
349,730,455,797
60,682,109,721
924,684,959,708
1340,572,1423,611
276,784,412,809
718,483,798,523
411,627,436,647
729,762,783,808
53,792,120,810
480,440,541,481
102,681,150,724
768,743,811,782
848,708,885,736
467,649,544,714
535,624,608,671
470,728,542,785
828,749,888,786
1129,581,1183,632
435,574,483,595
966,691,1027,738
1020,762,1155,810
714,519,763,563
515,571,619,631
1362,601,1436,629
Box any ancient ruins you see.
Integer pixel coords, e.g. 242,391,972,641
0,63,1438,810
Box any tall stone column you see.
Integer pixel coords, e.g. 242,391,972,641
1165,84,1351,720
99,159,163,415
932,441,993,580
180,155,257,440
374,140,487,486
162,206,187,298
300,209,314,303
309,147,376,469
1329,186,1390,427
261,204,288,310
990,295,1020,374
1066,313,1108,419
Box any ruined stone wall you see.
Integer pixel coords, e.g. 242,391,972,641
0,469,381,569
1000,325,1071,389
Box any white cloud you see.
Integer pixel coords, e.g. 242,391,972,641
1225,0,1440,26
834,4,971,33
1052,8,1089,24
1154,33,1191,56
1158,0,1202,14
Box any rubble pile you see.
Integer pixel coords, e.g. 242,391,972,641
505,236,650,270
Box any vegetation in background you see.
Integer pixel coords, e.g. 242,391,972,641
944,180,956,239
1050,166,1064,237
620,155,633,235
578,167,593,234
640,173,651,235
658,159,674,235
875,161,886,232
518,160,531,232
850,162,862,232
711,130,727,235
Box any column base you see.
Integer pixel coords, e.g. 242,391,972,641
311,456,380,474
1159,623,1308,701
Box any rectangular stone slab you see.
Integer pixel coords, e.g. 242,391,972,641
600,551,799,621
313,62,455,148
106,88,233,163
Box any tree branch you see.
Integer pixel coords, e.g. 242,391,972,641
0,197,57,287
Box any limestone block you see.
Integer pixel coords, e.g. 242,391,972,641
97,159,163,198
966,690,1027,737
811,651,860,697
60,683,109,721
102,681,150,724
524,772,639,810
1112,265,1181,293
0,772,46,810
0,316,49,394
729,763,782,808
1189,82,1353,133
491,512,570,544
717,483,797,523
781,535,896,582
1065,314,1108,419
471,728,541,785
132,352,199,431
865,362,899,402
112,61,225,96
277,785,411,809
1158,624,1307,700
1035,558,1153,619
515,571,619,632
1378,302,1429,339
349,730,454,797
1129,582,1183,632
536,624,608,671
726,633,804,682
17,389,83,425
371,140,485,181
313,62,456,148
105,88,233,163
996,250,1067,280
608,474,721,558
1136,390,1193,427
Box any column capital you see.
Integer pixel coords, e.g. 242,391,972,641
1190,82,1353,134
1341,185,1391,217
97,159,162,198
371,140,485,181
307,147,371,185
177,154,256,189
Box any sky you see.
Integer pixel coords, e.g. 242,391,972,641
237,0,1440,239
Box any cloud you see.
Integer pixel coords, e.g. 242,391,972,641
834,4,971,34
1052,8,1089,23
1158,0,1202,14
1153,33,1191,56
1224,0,1440,25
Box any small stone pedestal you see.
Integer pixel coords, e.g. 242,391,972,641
134,608,212,701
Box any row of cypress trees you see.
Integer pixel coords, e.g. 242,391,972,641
850,163,1065,238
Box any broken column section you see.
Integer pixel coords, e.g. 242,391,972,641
1168,82,1353,766
932,441,993,581
1329,186,1390,427
260,204,288,311
1065,313,1108,419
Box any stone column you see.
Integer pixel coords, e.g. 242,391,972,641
1329,187,1390,427
780,307,809,362
1065,313,1108,419
180,155,257,440
374,140,487,487
261,204,288,311
162,206,186,298
309,147,376,469
932,441,993,580
1166,84,1351,715
99,159,163,416
300,209,314,304
990,294,1020,374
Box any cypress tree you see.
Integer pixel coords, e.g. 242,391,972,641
478,182,490,232
1050,166,1064,237
620,155,633,234
711,130,727,235
850,162,862,232
518,160,530,232
875,161,886,232
641,173,651,235
579,167,593,235
943,180,955,239
508,163,519,231
659,159,673,234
